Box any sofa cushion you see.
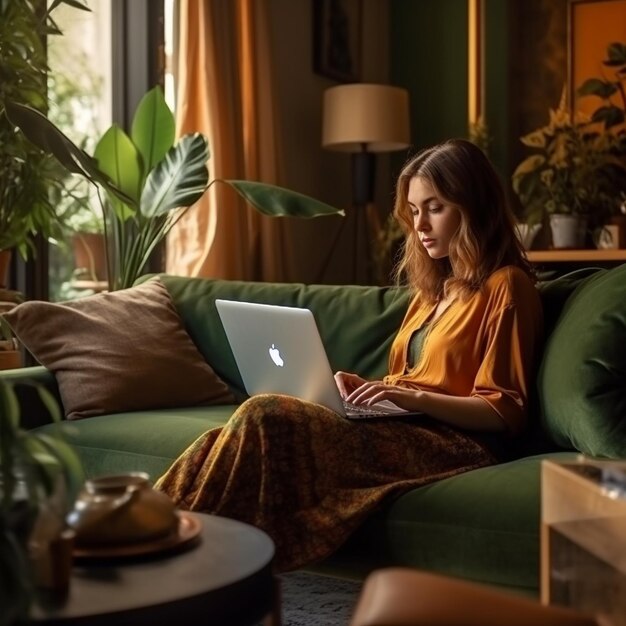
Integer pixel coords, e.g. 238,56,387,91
319,451,577,594
538,263,626,457
34,405,237,480
3,277,235,420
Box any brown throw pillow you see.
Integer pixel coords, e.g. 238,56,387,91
3,277,236,420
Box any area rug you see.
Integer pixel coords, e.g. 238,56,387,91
274,571,363,626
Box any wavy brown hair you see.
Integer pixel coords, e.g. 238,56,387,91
393,138,533,302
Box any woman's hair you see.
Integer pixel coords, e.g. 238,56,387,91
392,138,533,302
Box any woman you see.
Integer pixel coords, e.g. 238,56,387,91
156,138,543,572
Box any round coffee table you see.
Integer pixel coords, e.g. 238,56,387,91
31,513,278,626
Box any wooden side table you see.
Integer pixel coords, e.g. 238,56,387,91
31,513,280,626
541,458,626,626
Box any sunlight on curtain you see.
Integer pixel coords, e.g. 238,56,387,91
166,0,289,281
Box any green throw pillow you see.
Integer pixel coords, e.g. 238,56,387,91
538,263,626,457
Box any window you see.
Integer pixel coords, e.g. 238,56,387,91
43,0,165,302
47,1,112,301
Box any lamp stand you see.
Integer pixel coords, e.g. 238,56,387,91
349,147,377,284
351,147,375,209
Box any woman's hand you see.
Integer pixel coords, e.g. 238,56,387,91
334,371,369,399
337,374,506,431
346,381,506,432
345,381,423,412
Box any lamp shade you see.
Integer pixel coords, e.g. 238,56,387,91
322,83,410,153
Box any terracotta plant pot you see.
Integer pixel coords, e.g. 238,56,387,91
0,341,21,370
0,249,12,288
72,233,107,281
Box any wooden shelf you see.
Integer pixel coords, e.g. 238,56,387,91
527,249,626,263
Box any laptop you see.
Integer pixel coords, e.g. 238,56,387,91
215,299,423,420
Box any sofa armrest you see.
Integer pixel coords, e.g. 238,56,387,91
0,366,63,430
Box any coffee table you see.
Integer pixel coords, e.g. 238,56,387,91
31,512,279,626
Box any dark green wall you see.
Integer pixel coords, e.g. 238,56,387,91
390,0,469,153
483,0,510,181
386,0,568,207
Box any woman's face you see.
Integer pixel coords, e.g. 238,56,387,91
407,176,461,259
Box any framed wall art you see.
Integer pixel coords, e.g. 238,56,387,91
313,0,362,82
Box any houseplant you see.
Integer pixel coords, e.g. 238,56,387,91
7,87,344,291
0,378,83,624
0,0,90,273
577,40,626,247
511,90,626,248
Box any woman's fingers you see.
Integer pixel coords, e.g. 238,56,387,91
334,371,366,399
345,380,385,405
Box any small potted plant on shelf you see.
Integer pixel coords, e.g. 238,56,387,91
512,89,626,249
7,86,344,291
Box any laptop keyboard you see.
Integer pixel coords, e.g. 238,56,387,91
342,400,395,418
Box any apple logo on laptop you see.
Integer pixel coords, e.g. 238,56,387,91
269,344,284,367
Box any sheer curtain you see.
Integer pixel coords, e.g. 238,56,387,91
166,0,291,281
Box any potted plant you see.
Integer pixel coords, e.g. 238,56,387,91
0,378,84,623
7,87,344,291
511,90,626,249
59,202,107,284
0,0,90,283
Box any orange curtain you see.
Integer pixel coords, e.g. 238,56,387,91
166,0,291,281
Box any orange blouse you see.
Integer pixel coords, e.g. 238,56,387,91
383,266,543,434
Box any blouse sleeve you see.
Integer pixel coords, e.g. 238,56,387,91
471,295,542,435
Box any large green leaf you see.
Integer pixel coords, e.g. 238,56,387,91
140,133,209,218
94,125,141,221
222,180,345,218
5,102,135,208
5,101,91,176
131,87,176,182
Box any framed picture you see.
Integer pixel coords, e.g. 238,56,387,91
568,0,626,113
313,0,362,82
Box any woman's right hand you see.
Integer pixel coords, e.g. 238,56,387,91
334,371,368,399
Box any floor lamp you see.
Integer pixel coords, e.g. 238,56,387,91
322,83,410,282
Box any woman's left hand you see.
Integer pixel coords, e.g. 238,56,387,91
346,381,507,432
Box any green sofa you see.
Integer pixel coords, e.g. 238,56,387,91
4,263,626,597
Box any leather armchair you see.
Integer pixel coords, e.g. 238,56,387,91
349,568,602,626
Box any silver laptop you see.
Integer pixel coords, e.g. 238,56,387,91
215,299,422,420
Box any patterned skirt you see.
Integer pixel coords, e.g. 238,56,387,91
155,394,497,572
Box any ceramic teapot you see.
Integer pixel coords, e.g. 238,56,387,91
67,472,178,546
